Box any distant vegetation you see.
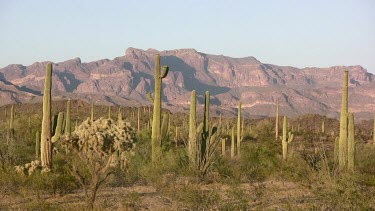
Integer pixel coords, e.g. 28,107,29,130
0,56,374,210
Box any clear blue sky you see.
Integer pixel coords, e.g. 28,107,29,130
1,0,374,73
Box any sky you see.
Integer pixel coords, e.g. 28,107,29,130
0,0,374,73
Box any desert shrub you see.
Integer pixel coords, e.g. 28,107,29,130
140,148,189,190
309,173,375,210
251,119,274,141
66,117,136,209
238,143,279,182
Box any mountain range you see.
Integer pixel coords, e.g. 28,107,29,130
0,47,374,120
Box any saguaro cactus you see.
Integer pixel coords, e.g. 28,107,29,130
231,127,235,159
348,112,355,172
108,106,111,119
149,54,169,163
373,114,375,145
9,104,14,130
41,63,52,168
202,91,210,153
338,71,349,170
221,138,226,156
281,116,294,160
275,99,279,141
90,102,94,122
237,102,242,157
7,104,15,144
65,99,71,138
187,90,222,177
188,90,197,163
137,107,140,132
321,120,325,134
35,131,40,159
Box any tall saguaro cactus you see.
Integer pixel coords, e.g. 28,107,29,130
231,127,235,158
202,91,210,154
237,102,242,157
65,99,71,138
7,104,15,144
150,54,169,163
41,63,52,168
338,71,349,170
348,112,355,172
188,90,197,164
275,99,279,141
9,104,14,130
281,116,294,160
137,107,140,132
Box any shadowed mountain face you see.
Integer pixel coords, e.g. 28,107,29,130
0,47,374,120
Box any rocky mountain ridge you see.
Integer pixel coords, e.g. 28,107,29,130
0,47,374,119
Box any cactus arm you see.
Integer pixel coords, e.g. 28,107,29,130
290,133,294,143
160,113,169,142
160,66,169,78
52,112,65,143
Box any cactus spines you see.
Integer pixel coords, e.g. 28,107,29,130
52,112,65,143
90,102,94,123
188,90,197,164
348,112,355,172
237,102,242,157
339,70,349,170
41,63,53,168
35,131,40,159
281,116,294,160
231,126,235,159
275,99,279,141
151,54,170,163
65,99,71,138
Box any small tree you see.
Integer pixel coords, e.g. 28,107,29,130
66,118,135,209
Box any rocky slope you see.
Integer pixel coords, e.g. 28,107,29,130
0,47,374,119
